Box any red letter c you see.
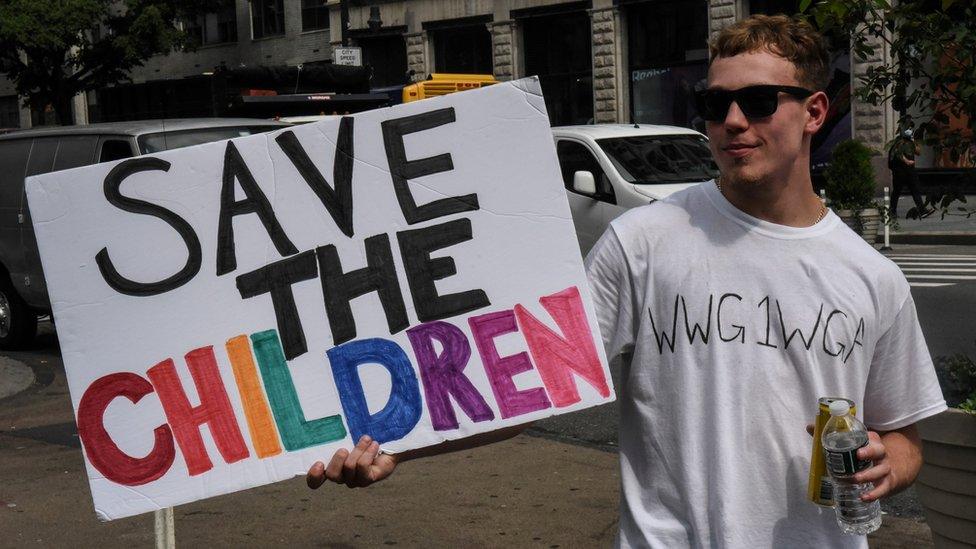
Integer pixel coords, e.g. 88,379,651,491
77,373,175,486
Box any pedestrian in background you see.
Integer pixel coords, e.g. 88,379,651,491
888,128,929,218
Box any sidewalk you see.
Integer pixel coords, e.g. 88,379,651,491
0,357,33,400
880,196,976,245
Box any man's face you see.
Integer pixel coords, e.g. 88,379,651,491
705,50,816,187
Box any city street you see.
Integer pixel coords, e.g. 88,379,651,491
886,245,976,360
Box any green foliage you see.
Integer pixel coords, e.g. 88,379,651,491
0,0,229,124
934,350,976,411
960,396,976,414
824,139,877,211
804,0,976,217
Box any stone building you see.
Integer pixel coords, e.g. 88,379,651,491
1,0,896,178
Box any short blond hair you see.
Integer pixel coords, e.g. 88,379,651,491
709,14,831,91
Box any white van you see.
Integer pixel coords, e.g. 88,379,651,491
552,124,719,255
0,118,287,348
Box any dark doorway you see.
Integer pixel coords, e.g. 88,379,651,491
430,21,493,74
356,32,409,88
520,6,593,126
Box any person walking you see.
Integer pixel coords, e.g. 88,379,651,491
889,129,928,218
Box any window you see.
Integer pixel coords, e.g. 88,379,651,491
184,17,204,45
25,138,58,177
137,126,279,154
431,25,492,74
597,135,719,184
0,95,19,128
358,34,408,88
302,0,329,31
203,7,238,44
99,139,134,163
556,140,615,203
0,140,31,203
52,136,98,171
251,0,284,39
627,1,709,128
522,11,593,126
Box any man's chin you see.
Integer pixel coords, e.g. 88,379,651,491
721,167,766,187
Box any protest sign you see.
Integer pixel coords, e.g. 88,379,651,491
26,78,614,521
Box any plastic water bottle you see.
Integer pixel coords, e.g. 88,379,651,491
821,399,882,534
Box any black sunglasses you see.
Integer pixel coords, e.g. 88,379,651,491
694,85,814,122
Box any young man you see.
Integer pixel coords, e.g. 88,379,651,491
584,15,945,547
307,15,946,548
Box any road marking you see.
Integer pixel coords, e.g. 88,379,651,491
884,253,976,288
904,274,976,280
900,268,976,273
893,262,976,267
887,255,976,260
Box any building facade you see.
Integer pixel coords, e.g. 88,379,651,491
1,0,897,180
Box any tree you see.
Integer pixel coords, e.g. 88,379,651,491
0,0,229,125
804,0,975,218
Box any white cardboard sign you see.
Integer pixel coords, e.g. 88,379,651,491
26,78,614,521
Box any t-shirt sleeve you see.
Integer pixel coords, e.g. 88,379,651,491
584,227,636,363
863,294,947,431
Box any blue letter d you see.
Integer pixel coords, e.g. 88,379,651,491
328,338,422,444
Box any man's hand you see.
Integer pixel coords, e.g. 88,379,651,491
807,423,922,501
306,435,398,489
855,426,922,502
805,423,923,502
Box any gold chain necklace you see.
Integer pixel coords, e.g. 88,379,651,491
715,179,828,225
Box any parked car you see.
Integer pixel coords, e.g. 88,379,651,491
553,124,720,255
0,118,288,349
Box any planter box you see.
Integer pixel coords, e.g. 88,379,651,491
835,208,881,244
917,409,976,548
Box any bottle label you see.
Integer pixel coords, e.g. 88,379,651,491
825,440,871,476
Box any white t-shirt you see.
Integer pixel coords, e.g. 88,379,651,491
585,182,947,549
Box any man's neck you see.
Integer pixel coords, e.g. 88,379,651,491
719,169,824,227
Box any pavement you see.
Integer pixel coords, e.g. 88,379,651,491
0,357,32,400
880,195,976,245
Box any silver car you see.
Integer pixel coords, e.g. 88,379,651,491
0,118,288,349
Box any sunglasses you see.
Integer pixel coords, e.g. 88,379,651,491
694,85,814,122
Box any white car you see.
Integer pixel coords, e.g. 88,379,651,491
552,124,719,255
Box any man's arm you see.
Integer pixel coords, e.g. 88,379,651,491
306,423,531,489
857,423,924,502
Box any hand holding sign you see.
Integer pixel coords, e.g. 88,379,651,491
26,78,614,520
306,434,394,489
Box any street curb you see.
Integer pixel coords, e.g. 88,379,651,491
0,357,34,401
876,232,976,246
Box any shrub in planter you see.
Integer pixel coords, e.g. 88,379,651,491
824,139,881,240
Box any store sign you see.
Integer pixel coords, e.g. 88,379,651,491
334,46,362,66
25,78,615,521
